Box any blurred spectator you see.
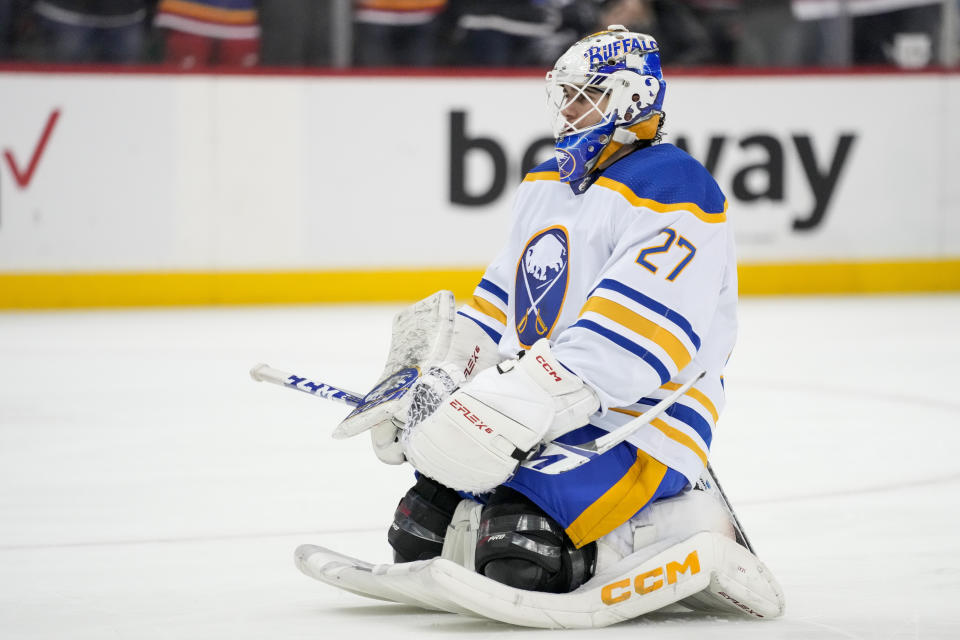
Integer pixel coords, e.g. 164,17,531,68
682,0,741,64
0,0,41,61
260,0,333,67
154,0,259,69
595,0,715,65
951,0,960,66
791,0,942,67
354,0,448,67
451,0,562,66
735,0,809,67
31,0,148,63
520,0,610,67
852,2,940,66
0,0,13,58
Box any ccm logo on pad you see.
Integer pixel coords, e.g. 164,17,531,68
535,355,563,382
449,398,493,434
600,550,701,605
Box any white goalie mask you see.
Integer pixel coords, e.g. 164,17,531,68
545,26,666,183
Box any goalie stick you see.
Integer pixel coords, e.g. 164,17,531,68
249,363,364,407
250,362,705,474
697,465,755,554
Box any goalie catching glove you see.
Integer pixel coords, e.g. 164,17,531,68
402,339,600,493
333,291,501,464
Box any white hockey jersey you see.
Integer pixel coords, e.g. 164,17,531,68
458,143,737,487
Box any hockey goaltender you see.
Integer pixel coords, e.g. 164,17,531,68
290,25,785,629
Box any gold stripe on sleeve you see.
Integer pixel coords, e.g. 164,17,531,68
660,382,719,424
609,408,709,467
467,295,507,325
581,297,692,371
651,418,709,467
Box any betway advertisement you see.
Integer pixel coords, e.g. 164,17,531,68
0,71,958,274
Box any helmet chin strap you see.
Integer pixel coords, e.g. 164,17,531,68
591,113,662,171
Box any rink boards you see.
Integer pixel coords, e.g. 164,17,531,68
0,68,958,307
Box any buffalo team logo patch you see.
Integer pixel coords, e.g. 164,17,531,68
515,226,570,348
556,149,576,181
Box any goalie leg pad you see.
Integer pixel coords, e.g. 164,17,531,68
296,529,783,628
388,475,462,563
475,487,597,593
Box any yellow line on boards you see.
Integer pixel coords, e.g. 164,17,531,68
1,260,959,309
737,260,960,295
0,269,486,310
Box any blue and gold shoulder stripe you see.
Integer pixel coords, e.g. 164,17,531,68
458,277,508,345
596,144,727,224
572,278,701,385
523,157,561,183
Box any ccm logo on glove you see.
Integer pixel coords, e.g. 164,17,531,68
535,355,563,382
449,398,494,434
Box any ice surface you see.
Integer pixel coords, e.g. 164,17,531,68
2,296,959,638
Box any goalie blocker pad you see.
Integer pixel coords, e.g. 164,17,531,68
295,531,785,629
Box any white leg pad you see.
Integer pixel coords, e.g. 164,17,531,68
591,487,784,619
294,545,475,615
295,475,784,627
677,534,785,619
296,529,784,628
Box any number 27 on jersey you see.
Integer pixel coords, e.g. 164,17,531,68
636,228,696,281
